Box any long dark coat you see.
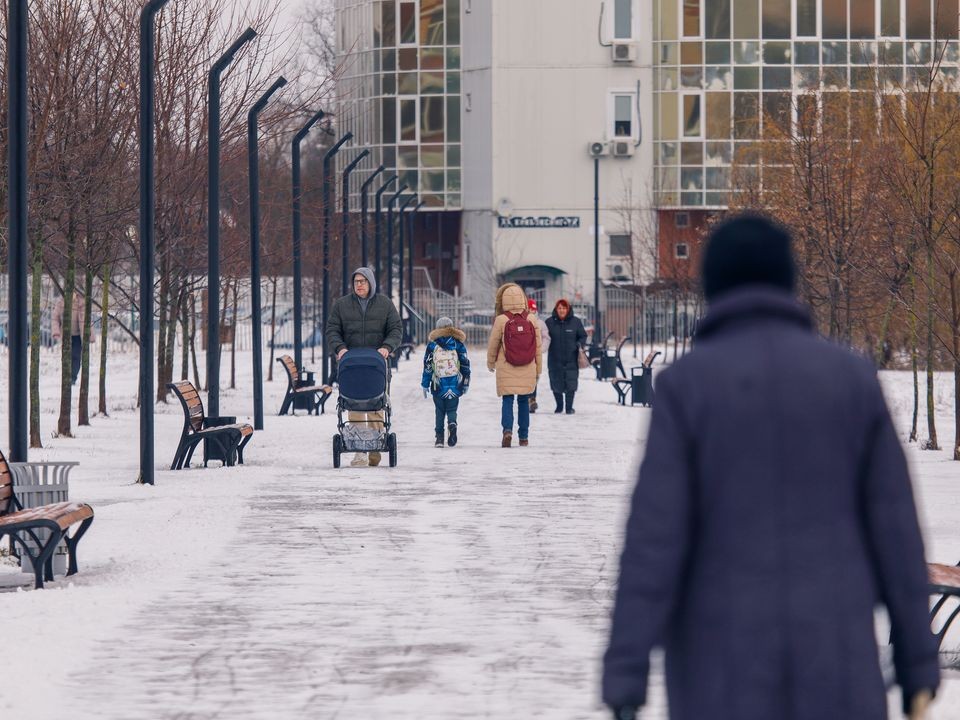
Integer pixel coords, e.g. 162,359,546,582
603,286,939,720
545,311,586,394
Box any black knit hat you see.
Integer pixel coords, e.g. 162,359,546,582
701,214,796,301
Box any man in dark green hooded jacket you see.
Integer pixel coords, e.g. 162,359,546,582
326,267,402,466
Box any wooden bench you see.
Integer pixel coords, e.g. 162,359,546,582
926,563,960,649
167,381,254,469
276,355,332,415
0,450,93,589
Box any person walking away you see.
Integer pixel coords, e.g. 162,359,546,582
420,316,471,447
603,214,939,720
486,283,542,447
52,292,84,385
545,299,586,414
526,298,550,413
326,267,402,467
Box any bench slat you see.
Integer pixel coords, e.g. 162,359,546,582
0,501,93,532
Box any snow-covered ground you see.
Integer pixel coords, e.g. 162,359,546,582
0,344,957,719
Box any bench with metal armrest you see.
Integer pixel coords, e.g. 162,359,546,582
167,381,254,469
276,355,332,415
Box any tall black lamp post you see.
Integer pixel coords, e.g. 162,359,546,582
320,132,353,384
359,164,386,267
341,149,370,293
397,194,417,321
384,185,408,302
593,156,601,345
247,76,287,431
137,0,173,484
7,0,28,463
374,174,398,281
206,27,257,418
408,200,425,313
291,110,326,372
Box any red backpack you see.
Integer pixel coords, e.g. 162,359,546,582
502,311,537,366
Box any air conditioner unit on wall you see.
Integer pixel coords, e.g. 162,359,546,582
611,140,635,158
588,141,610,158
607,260,630,279
612,41,637,64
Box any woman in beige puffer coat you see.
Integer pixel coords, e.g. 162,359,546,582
486,283,542,447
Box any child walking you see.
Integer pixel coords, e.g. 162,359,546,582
421,317,471,447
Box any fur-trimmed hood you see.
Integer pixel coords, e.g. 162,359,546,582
428,326,466,343
494,283,528,315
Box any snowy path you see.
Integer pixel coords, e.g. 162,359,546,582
0,346,957,718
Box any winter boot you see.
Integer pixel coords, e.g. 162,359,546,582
447,422,458,447
350,453,368,467
519,438,529,447
502,430,512,448
369,452,382,466
565,392,575,415
529,397,538,413
435,430,445,448
554,392,564,414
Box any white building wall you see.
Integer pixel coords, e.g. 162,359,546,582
462,0,656,306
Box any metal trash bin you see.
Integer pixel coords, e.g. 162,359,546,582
599,353,618,379
631,366,654,407
9,462,78,576
203,416,237,466
587,344,603,361
293,370,317,412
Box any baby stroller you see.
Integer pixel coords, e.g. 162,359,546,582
333,348,398,468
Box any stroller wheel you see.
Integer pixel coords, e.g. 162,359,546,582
333,435,342,468
387,432,398,467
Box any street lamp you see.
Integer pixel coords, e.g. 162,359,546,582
408,200,425,314
397,194,417,323
385,185,408,302
247,76,287,431
206,27,257,418
374,174,398,281
320,132,353,384
137,0,173,484
360,164,386,268
291,109,326,372
341,149,371,294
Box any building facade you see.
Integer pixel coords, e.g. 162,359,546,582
334,0,960,302
334,0,655,308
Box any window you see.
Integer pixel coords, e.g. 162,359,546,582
683,94,702,137
734,0,758,38
762,0,790,38
614,0,633,39
399,96,418,143
400,0,418,45
675,242,690,258
705,0,730,38
796,0,816,36
907,0,931,39
881,0,900,36
850,0,876,38
613,94,635,137
823,1,846,38
675,212,690,228
610,234,632,256
935,0,960,38
683,0,700,37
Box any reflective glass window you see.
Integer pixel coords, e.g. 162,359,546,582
446,96,461,142
681,41,703,63
734,66,760,88
421,71,443,94
383,49,397,71
796,0,816,36
615,0,633,39
399,72,418,94
907,0,931,38
400,1,417,44
763,92,790,131
383,97,396,143
684,0,700,36
734,0,759,38
447,0,460,43
681,168,704,190
706,141,733,164
705,66,733,90
661,0,678,39
447,48,461,69
447,145,461,166
734,41,760,63
399,48,418,70
706,167,730,189
762,0,789,38
795,66,820,89
421,96,444,143
850,41,876,63
935,0,959,38
382,1,396,47
851,0,876,38
399,98,417,142
763,67,791,89
795,41,819,63
421,0,444,46
705,93,731,138
763,41,791,63
881,0,900,36
421,145,444,168
822,41,848,63
422,48,444,70
615,95,634,136
734,92,759,138
446,72,461,93
446,169,461,192
706,41,731,63
660,93,679,140
706,0,730,38
683,95,702,136
823,1,847,39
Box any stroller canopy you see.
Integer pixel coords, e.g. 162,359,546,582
338,348,388,401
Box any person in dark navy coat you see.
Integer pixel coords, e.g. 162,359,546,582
603,215,939,720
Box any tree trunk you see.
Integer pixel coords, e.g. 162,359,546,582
190,292,201,390
267,276,277,382
180,291,189,381
78,266,93,425
29,230,43,448
951,271,960,461
57,217,77,437
98,263,110,416
230,279,238,390
163,283,178,396
910,272,919,442
925,247,939,450
156,270,170,402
